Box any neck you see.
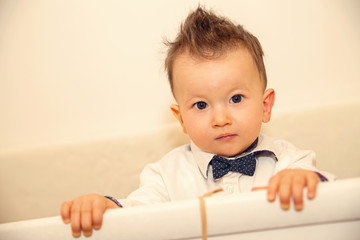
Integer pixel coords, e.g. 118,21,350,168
228,138,259,158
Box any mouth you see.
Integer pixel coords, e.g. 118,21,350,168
215,133,237,141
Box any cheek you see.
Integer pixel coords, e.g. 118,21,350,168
184,120,205,136
183,117,209,141
233,105,263,130
182,111,208,129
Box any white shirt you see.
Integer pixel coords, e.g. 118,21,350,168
119,134,334,207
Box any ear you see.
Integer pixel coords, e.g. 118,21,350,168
170,104,187,134
262,88,275,123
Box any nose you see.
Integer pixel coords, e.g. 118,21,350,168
211,106,232,128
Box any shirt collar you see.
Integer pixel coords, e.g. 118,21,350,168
191,134,278,179
191,141,214,179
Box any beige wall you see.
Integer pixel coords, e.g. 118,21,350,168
0,0,359,151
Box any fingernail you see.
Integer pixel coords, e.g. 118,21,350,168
295,204,303,211
72,232,81,238
83,231,92,237
281,203,290,210
267,193,275,201
308,192,315,199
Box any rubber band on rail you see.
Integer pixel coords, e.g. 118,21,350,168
198,188,224,240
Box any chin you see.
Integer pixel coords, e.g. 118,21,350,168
216,148,244,158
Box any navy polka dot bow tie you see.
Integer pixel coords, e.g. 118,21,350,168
210,152,257,180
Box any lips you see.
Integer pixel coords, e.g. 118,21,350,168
215,133,237,141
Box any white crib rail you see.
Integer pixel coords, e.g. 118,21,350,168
1,178,359,240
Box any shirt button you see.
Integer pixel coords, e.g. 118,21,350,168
227,185,234,193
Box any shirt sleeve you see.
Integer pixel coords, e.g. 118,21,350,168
272,137,336,181
117,162,171,207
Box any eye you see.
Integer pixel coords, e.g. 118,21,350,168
230,94,243,104
194,101,208,110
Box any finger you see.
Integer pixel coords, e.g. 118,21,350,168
292,175,305,211
61,201,72,224
306,172,319,199
278,177,291,210
70,201,82,238
92,198,106,230
267,175,280,202
81,201,93,237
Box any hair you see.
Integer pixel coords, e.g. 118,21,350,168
164,6,267,93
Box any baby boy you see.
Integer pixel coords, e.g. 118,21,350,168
61,7,333,237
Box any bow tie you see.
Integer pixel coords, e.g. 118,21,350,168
210,152,257,180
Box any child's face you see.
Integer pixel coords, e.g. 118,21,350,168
171,47,275,157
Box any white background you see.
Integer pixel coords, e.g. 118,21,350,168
0,0,359,151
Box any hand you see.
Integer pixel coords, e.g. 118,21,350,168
266,169,319,211
61,194,119,238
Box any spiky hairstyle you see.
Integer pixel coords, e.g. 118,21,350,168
164,6,267,92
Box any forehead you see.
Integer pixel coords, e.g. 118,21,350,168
171,47,263,98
